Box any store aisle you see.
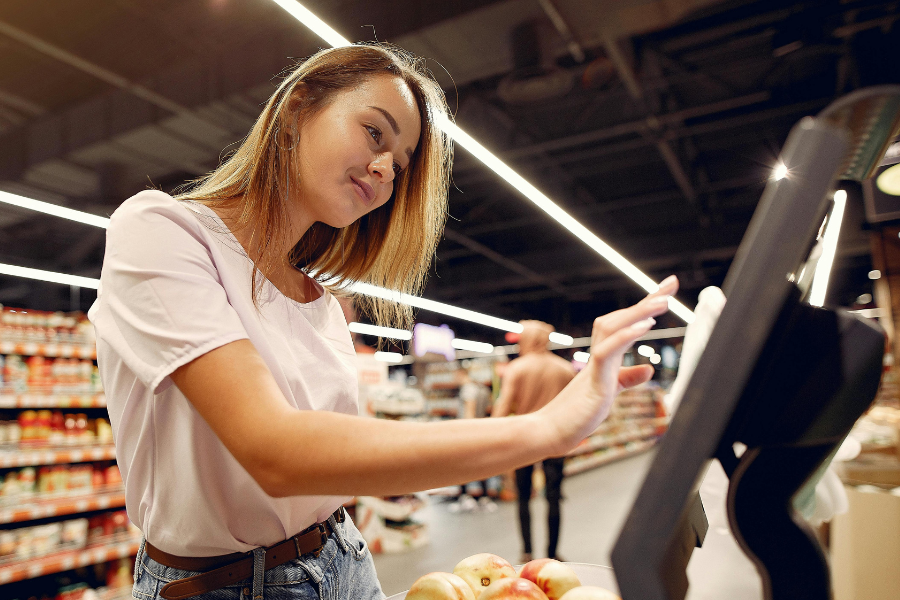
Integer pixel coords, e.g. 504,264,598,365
371,449,763,599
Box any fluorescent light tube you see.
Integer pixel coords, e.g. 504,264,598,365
348,322,412,340
573,351,590,363
548,332,574,346
373,351,403,363
0,190,109,228
637,344,654,357
451,338,494,353
348,281,524,333
808,190,846,307
269,0,351,47
0,263,100,289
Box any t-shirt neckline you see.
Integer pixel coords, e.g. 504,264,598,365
182,199,328,309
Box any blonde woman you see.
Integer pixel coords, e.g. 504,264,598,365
89,44,678,600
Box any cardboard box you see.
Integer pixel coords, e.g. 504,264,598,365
830,485,900,600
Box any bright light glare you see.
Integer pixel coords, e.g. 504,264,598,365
269,0,351,47
809,190,847,307
649,354,661,365
373,351,403,363
869,270,882,280
348,282,523,333
549,332,574,346
573,351,590,363
0,190,110,228
348,322,412,340
0,263,100,289
637,344,654,357
773,163,788,180
876,163,900,196
451,338,494,353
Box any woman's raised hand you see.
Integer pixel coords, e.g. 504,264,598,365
538,275,679,454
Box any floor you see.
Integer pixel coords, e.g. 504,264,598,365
371,450,764,599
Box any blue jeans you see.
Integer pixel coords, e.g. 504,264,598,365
132,515,385,600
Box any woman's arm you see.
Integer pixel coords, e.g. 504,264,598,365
170,277,677,498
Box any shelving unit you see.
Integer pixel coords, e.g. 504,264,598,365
0,341,97,360
564,385,667,476
0,487,126,524
1,306,134,596
0,534,140,584
0,444,117,468
0,394,106,409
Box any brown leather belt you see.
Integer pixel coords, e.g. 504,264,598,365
146,507,345,600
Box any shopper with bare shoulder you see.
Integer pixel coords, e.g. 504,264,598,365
491,321,576,562
89,44,678,600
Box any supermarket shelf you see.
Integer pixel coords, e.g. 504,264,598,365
566,432,659,458
564,440,657,476
0,535,140,584
0,487,125,524
0,393,106,409
0,444,116,468
0,341,96,359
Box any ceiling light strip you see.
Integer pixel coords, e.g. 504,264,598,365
0,190,110,228
348,281,524,333
0,263,100,289
348,321,412,340
271,0,694,323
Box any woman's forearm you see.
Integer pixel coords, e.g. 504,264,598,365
262,409,555,497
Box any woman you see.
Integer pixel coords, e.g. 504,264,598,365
89,44,677,600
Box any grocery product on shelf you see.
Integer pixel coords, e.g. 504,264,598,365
0,306,134,595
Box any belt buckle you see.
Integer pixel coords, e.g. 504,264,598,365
294,523,328,559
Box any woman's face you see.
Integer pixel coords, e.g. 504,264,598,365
292,74,422,230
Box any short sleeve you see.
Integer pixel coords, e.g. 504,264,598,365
89,191,249,394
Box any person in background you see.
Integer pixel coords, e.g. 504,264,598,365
448,366,498,513
492,320,576,562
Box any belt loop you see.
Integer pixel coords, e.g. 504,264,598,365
329,513,350,553
251,547,266,600
134,538,146,581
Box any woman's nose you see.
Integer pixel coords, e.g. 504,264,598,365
368,153,395,183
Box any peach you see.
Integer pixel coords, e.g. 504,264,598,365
518,559,581,600
407,572,477,600
479,577,549,600
557,586,621,600
453,553,518,599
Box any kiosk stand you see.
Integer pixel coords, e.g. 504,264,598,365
612,86,900,600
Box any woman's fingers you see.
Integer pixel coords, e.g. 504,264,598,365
592,314,656,359
618,365,654,390
591,275,680,352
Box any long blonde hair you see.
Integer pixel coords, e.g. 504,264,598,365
175,44,453,329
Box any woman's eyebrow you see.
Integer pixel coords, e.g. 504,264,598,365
368,105,413,161
368,106,400,135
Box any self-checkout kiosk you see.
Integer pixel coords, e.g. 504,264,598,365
612,86,900,600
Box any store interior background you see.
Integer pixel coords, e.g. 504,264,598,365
1,1,899,599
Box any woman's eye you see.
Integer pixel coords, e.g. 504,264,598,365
393,162,401,175
366,125,382,144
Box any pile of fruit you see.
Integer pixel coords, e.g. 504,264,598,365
406,553,620,600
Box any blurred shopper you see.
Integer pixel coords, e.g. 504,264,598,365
492,321,576,562
91,43,675,600
448,367,498,513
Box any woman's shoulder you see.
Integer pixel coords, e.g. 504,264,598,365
108,190,205,237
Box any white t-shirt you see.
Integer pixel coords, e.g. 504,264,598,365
88,190,358,557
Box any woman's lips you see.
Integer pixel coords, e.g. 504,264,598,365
350,177,375,207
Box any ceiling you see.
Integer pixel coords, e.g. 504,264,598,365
0,0,898,344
